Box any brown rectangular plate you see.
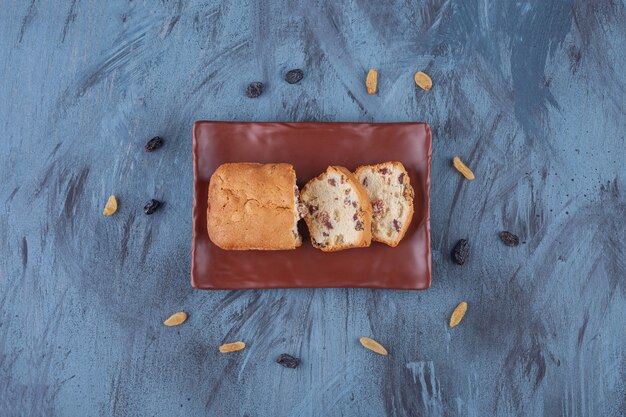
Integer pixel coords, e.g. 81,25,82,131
192,121,432,290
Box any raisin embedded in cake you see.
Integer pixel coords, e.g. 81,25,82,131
354,162,414,247
300,166,372,251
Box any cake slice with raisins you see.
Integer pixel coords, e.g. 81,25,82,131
300,166,372,251
354,162,414,247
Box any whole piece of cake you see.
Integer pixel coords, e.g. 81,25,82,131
354,162,414,247
207,163,302,250
300,166,372,251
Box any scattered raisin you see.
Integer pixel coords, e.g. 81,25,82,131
322,232,329,237
355,220,364,231
378,167,389,175
246,82,263,98
393,219,401,232
452,239,469,265
144,199,162,215
328,178,337,186
352,201,357,208
308,204,319,214
499,231,520,246
353,212,359,221
372,199,385,216
284,69,304,84
362,177,368,186
344,189,350,195
277,353,300,368
398,173,405,184
145,136,163,152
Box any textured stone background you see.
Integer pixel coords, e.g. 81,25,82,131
1,1,625,416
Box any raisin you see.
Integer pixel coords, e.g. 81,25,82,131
372,199,385,216
499,231,520,246
145,136,163,152
297,204,308,219
398,173,405,184
277,353,300,368
144,199,162,215
352,201,357,208
246,82,263,98
322,232,329,237
353,212,359,221
284,69,304,84
318,211,333,229
312,238,326,248
393,219,401,232
378,167,389,175
355,220,364,231
340,176,345,184
452,239,469,265
328,178,337,186
362,177,368,186
308,204,319,214
344,189,350,195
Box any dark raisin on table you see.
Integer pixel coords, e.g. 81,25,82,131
452,239,469,265
499,231,520,246
284,69,304,84
276,353,300,369
144,199,162,215
246,82,263,98
145,136,163,152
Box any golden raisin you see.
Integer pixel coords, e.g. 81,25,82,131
163,311,188,327
414,71,433,91
366,68,378,94
449,302,468,327
452,157,475,180
102,195,118,216
219,341,246,353
359,337,388,355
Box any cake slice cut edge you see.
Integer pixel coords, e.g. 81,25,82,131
354,161,414,247
300,166,372,252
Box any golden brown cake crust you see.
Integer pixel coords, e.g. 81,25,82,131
207,163,300,250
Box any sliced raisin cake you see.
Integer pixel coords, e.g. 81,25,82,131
300,166,372,251
354,162,414,247
207,163,302,250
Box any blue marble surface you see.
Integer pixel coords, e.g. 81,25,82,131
1,1,625,416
